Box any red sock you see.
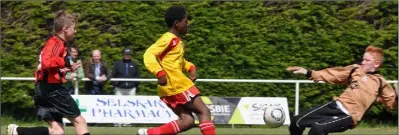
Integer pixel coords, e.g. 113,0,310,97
199,120,216,135
147,120,180,135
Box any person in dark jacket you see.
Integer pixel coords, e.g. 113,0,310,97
84,49,110,94
111,48,140,95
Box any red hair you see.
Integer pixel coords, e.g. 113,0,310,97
365,45,384,63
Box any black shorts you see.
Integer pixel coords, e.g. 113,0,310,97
290,101,354,135
34,82,81,123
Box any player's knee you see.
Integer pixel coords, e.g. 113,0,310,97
179,116,195,130
184,120,195,130
289,120,304,135
291,115,300,123
54,130,65,135
308,124,326,135
289,122,297,131
184,117,195,127
69,115,87,125
289,116,297,127
77,116,87,123
186,118,195,128
198,106,211,117
49,127,64,135
290,115,303,128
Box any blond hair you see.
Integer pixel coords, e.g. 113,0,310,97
54,10,77,32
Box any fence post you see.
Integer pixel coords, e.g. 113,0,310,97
295,82,300,115
75,79,79,95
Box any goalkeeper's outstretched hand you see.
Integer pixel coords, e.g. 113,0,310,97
286,66,307,75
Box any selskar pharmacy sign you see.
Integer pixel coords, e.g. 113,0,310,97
65,95,178,123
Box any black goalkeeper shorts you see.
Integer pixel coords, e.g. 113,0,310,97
34,82,81,123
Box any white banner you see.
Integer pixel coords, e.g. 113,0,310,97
64,95,290,125
64,95,178,123
234,97,291,125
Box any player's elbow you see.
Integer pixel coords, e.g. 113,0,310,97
388,105,397,111
143,54,152,65
41,58,64,69
143,50,153,59
143,62,159,74
40,63,54,70
384,101,397,111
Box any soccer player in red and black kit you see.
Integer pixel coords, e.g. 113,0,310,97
7,10,90,135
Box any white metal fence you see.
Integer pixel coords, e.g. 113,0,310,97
1,77,397,115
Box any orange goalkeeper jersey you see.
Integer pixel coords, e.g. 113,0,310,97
309,64,397,126
143,32,196,97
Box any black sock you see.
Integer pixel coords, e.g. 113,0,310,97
17,127,49,135
83,133,90,135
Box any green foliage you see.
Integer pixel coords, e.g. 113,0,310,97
1,1,397,123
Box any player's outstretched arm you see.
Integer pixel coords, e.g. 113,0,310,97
287,65,357,85
286,66,308,75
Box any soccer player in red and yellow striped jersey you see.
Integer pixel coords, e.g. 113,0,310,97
139,5,216,135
